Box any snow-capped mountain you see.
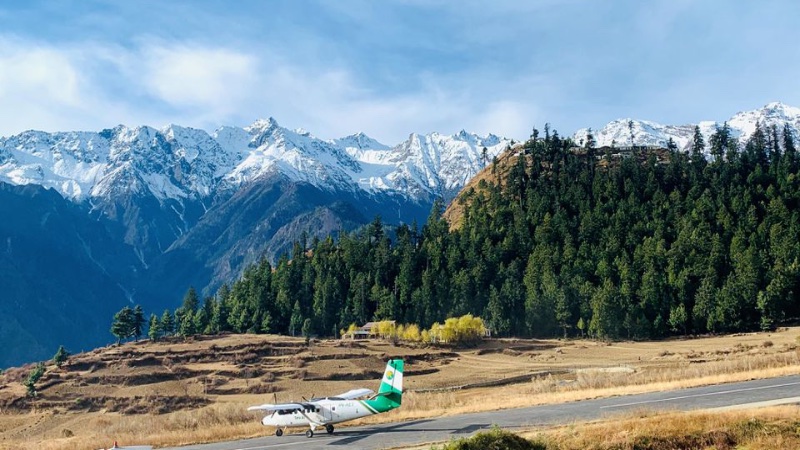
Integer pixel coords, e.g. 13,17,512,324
388,130,506,199
573,102,800,154
0,120,511,205
0,119,512,368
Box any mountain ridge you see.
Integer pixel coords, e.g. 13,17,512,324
0,120,512,205
573,102,800,153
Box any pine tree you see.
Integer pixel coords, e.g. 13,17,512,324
178,309,196,337
147,313,161,341
485,286,510,335
132,305,145,341
24,363,45,397
666,137,677,151
628,120,635,147
301,318,313,344
182,287,199,313
689,125,707,181
193,308,209,334
668,303,688,335
783,123,797,171
110,306,134,345
260,311,272,333
585,128,596,177
210,298,229,334
709,123,730,162
783,123,796,154
160,309,175,337
289,301,303,337
53,345,70,368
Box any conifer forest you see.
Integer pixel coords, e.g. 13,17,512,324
123,122,800,342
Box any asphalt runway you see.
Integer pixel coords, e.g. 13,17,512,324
164,374,800,450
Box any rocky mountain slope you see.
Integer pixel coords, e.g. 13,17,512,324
0,121,509,367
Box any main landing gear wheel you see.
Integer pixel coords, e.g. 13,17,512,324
306,429,314,438
326,424,334,434
275,429,283,437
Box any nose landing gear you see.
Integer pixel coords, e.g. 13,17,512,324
326,424,335,434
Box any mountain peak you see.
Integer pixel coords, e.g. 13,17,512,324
246,117,281,133
334,132,389,151
758,101,800,118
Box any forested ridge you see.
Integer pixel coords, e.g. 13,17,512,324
134,121,800,342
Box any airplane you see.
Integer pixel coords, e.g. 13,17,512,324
248,359,403,438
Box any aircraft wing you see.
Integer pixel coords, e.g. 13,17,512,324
334,388,374,399
247,402,305,412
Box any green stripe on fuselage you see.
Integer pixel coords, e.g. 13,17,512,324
362,395,400,414
358,400,380,414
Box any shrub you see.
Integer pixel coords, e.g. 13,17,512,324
421,329,432,344
441,428,546,450
429,315,486,345
367,315,486,346
261,372,276,382
246,383,277,394
291,357,306,368
402,324,422,342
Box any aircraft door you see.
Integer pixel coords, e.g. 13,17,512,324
319,404,333,422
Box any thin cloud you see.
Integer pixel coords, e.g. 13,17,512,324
2,1,799,143
0,37,110,133
142,45,258,112
0,33,543,143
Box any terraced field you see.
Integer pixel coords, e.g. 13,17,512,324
2,328,798,450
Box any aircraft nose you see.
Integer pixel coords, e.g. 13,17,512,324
262,416,273,426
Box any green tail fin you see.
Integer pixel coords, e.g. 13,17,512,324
378,359,403,397
363,359,404,413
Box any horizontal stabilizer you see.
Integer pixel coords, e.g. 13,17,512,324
335,388,374,399
247,402,304,412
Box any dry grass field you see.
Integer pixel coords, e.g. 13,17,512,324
521,406,800,450
2,327,799,450
414,406,800,450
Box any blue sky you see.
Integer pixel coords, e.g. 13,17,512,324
1,0,799,143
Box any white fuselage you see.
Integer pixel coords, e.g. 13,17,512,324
261,398,373,428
